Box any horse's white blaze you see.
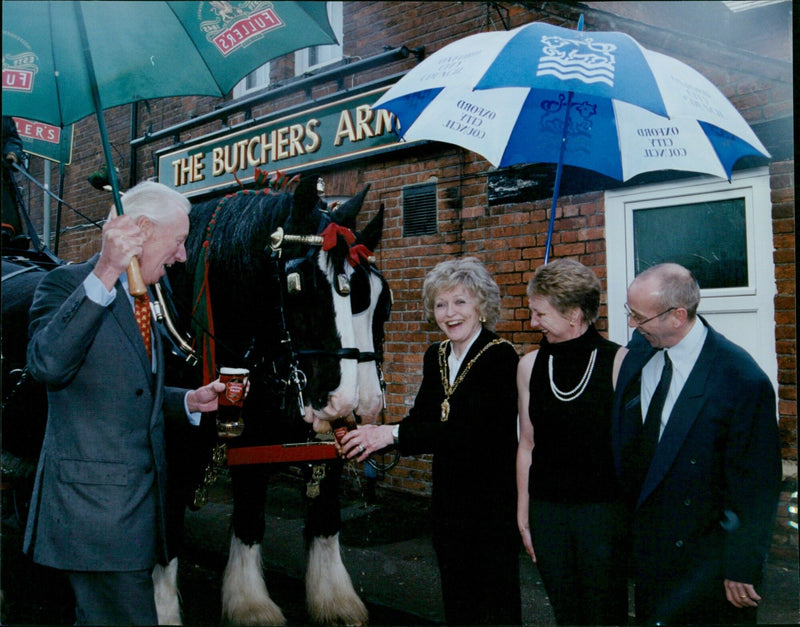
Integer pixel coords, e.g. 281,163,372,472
318,251,358,418
222,535,286,626
352,270,384,423
152,557,182,625
306,534,368,625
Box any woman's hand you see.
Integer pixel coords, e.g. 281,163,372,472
339,424,395,462
518,517,537,563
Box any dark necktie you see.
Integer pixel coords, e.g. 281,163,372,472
628,351,672,498
134,293,152,359
640,351,672,468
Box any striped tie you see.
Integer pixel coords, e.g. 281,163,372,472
134,293,152,358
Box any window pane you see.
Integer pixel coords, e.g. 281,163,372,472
296,1,342,74
633,198,748,289
233,62,269,98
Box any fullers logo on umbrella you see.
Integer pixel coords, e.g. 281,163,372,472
2,46,38,93
537,35,617,87
201,1,285,56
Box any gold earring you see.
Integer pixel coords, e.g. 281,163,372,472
479,316,486,324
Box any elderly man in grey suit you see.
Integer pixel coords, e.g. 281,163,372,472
612,263,781,625
23,181,225,625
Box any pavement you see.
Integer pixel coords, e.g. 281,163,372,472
178,469,554,625
2,468,797,625
178,469,798,626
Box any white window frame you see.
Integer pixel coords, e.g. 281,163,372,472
232,62,271,99
295,2,343,75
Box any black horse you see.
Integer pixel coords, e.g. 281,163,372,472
1,250,62,525
158,176,389,625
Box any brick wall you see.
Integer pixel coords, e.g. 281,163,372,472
770,161,798,460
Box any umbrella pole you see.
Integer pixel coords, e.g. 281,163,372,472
74,1,146,296
543,15,583,265
544,90,574,265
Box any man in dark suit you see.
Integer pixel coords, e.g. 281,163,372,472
23,181,226,625
612,262,782,625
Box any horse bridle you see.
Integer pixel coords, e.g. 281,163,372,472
267,222,389,422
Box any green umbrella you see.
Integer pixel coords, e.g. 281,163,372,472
2,0,337,292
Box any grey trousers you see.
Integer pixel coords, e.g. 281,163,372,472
68,569,157,626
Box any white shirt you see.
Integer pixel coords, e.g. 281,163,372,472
641,318,707,439
447,327,482,386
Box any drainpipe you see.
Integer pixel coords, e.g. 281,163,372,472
42,160,51,247
54,161,65,255
129,101,139,187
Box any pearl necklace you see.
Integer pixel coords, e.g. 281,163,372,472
548,348,597,402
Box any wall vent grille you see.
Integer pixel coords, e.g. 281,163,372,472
402,182,438,236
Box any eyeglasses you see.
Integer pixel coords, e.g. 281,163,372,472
624,304,676,326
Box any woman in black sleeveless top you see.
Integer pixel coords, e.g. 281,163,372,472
516,259,629,625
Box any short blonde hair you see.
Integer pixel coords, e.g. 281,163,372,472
422,257,501,330
527,258,602,324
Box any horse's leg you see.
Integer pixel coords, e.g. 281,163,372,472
223,463,286,626
155,410,215,624
153,557,182,625
304,460,368,626
153,502,187,626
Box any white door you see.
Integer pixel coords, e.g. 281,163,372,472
605,168,777,389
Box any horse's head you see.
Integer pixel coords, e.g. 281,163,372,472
345,204,391,424
177,176,387,438
280,182,389,426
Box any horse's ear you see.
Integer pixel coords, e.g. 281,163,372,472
292,175,321,218
356,203,384,252
332,184,371,229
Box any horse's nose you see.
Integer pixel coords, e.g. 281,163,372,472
354,396,382,424
324,389,357,419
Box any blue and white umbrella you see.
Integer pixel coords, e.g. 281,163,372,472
372,19,770,261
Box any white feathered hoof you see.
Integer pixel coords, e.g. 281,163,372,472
222,535,287,626
153,557,182,625
306,534,368,625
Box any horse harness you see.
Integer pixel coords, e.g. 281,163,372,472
158,203,393,508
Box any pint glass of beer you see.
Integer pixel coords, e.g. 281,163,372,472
217,367,249,438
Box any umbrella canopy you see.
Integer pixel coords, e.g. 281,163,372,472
2,0,337,291
2,1,337,127
371,20,770,261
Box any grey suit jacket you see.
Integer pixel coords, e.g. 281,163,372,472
612,318,781,620
23,255,187,571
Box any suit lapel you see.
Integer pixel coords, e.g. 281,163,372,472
614,346,653,426
613,346,652,481
150,316,166,429
108,284,154,380
638,321,717,507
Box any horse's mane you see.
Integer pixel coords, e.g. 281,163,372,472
186,190,294,280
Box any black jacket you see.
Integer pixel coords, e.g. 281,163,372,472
612,320,781,623
399,328,519,535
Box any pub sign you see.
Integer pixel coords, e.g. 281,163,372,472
158,87,411,197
